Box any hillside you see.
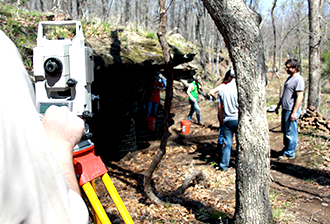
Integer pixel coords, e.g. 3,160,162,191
0,2,227,77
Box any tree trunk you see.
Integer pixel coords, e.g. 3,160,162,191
101,0,107,20
76,0,83,19
143,0,174,205
201,0,273,223
40,0,45,11
215,32,220,77
271,0,277,80
124,0,130,26
199,7,207,78
308,0,322,110
278,5,285,75
295,5,303,71
195,1,203,43
183,0,189,39
170,0,176,31
134,0,139,28
143,0,204,206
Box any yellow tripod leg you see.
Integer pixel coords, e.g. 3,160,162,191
82,182,112,224
91,180,102,224
102,173,134,224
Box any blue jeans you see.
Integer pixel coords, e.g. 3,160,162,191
187,99,201,122
146,101,159,117
281,109,301,157
219,119,238,171
218,125,224,145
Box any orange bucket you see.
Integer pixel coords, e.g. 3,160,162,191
181,120,191,135
146,116,156,131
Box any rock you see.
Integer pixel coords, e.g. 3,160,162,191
309,105,316,111
321,202,329,207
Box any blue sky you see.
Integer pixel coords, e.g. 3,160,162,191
259,0,285,16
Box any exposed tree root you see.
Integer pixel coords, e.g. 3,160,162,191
170,170,206,196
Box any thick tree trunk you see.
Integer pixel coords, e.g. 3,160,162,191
308,0,322,110
201,0,273,223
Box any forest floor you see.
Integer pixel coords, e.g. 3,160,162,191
1,4,328,223
94,74,330,224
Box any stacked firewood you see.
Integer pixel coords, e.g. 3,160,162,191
299,106,330,133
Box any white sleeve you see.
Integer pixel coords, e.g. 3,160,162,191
68,190,89,224
0,30,88,224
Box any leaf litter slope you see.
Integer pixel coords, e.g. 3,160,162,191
95,79,329,223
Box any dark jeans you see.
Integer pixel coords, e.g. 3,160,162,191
146,101,159,117
219,119,238,171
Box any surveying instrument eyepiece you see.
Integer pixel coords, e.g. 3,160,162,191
33,21,134,224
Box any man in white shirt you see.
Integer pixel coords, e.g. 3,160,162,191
0,30,88,223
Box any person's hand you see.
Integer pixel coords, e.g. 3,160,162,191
42,106,85,195
275,105,280,114
290,112,298,121
42,106,84,151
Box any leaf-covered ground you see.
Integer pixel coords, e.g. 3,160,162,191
92,84,330,223
1,5,328,222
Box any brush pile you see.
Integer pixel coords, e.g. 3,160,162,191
299,106,330,133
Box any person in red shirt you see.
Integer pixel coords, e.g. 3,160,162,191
146,74,165,117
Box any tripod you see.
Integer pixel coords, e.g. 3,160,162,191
73,140,134,224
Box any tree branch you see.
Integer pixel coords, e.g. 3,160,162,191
260,0,278,29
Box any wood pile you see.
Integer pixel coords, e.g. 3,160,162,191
299,106,330,133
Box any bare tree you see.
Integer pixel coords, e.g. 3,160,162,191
201,0,273,223
215,31,220,77
271,0,278,80
270,0,284,98
169,0,176,31
195,0,203,43
143,0,205,205
143,0,172,205
76,0,83,19
308,0,322,109
278,2,287,74
124,0,130,25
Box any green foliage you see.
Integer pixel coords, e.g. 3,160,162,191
272,206,285,221
102,21,113,35
146,31,157,39
269,189,281,201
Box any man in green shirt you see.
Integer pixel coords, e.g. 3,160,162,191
187,77,203,124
